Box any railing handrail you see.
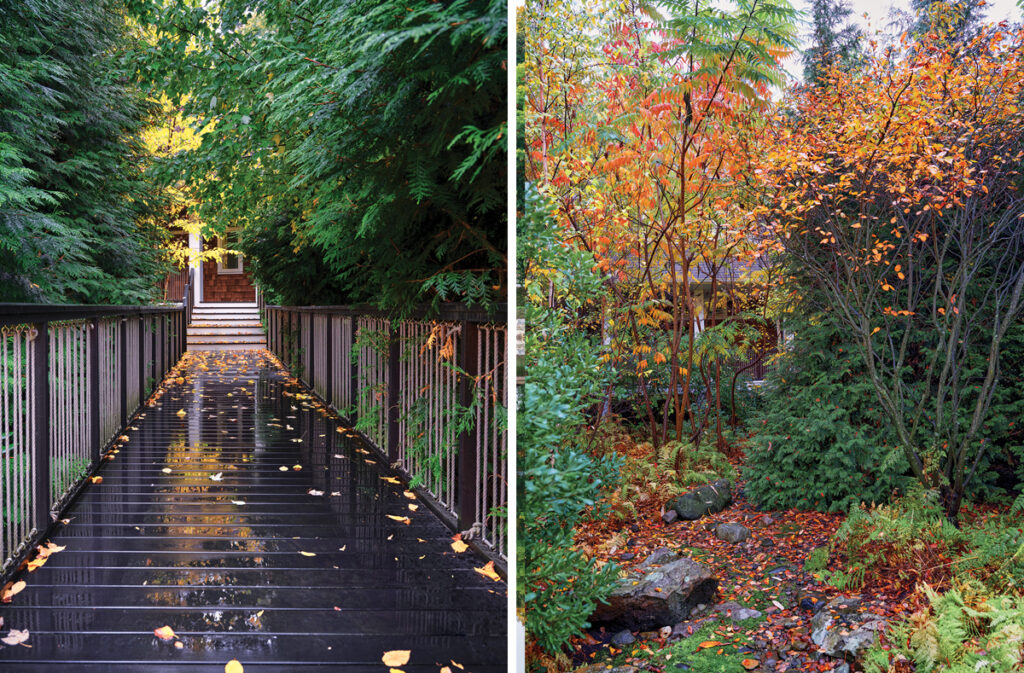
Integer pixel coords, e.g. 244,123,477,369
265,304,509,569
0,302,187,579
265,302,507,324
0,303,183,327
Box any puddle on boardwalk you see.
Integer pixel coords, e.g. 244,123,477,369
0,350,506,672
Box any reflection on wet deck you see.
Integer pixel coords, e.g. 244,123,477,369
0,350,506,671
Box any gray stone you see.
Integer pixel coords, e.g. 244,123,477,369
810,596,885,659
635,546,676,570
667,479,733,520
662,509,679,524
589,551,718,631
714,601,763,621
832,664,850,673
610,629,636,646
715,523,751,543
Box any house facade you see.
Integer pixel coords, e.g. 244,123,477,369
161,229,257,304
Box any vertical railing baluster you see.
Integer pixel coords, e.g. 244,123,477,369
138,315,145,403
457,320,480,531
386,325,400,463
119,318,127,427
31,322,50,531
350,317,358,422
89,319,99,462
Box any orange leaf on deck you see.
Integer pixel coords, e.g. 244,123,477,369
474,561,501,581
225,660,244,673
381,650,410,666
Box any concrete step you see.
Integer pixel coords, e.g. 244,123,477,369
189,322,264,330
189,313,260,321
187,335,267,345
193,302,258,309
187,326,266,336
187,343,268,351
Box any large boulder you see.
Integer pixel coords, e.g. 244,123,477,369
589,548,717,631
667,479,733,520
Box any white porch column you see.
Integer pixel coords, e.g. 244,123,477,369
189,232,203,305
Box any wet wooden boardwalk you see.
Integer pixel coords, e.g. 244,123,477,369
0,351,506,671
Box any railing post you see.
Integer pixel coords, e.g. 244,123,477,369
457,320,481,531
31,322,50,530
119,318,127,427
386,324,400,463
89,319,100,462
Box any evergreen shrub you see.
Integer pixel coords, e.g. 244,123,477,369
743,312,911,512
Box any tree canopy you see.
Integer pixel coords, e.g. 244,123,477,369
0,0,163,303
128,0,507,310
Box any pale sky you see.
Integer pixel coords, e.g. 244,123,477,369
782,0,1022,83
515,0,1023,85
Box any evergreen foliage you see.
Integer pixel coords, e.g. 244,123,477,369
802,0,863,85
129,0,507,311
744,311,911,513
0,0,162,303
518,186,622,654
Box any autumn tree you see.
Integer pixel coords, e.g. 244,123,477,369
758,25,1024,521
523,0,796,450
911,0,987,42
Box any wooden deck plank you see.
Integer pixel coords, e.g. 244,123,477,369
0,350,506,670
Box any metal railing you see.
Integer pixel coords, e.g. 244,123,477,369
266,304,508,567
0,304,185,576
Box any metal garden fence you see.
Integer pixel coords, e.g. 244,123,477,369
265,304,508,566
0,304,186,576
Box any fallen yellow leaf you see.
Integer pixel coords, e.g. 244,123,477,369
298,551,316,557
0,579,20,604
176,409,186,417
225,659,244,673
154,625,176,641
382,650,411,667
386,515,411,525
451,535,469,553
380,476,400,484
90,476,103,484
